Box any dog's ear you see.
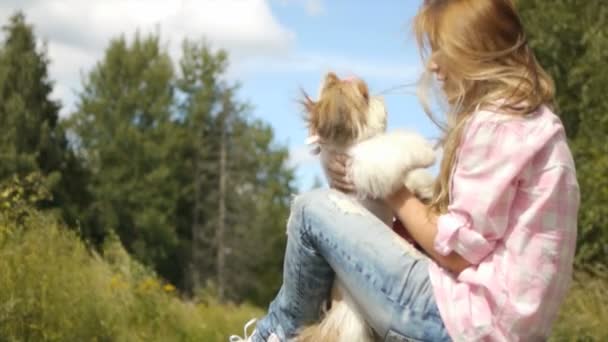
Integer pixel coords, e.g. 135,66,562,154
324,72,340,85
354,79,369,102
320,72,340,95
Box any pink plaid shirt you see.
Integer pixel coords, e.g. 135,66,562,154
428,105,580,341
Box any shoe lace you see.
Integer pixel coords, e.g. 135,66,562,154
229,318,257,342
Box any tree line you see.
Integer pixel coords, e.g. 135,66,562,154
0,12,295,306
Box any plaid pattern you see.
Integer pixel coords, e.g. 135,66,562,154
428,106,580,341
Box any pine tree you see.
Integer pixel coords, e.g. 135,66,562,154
174,40,230,293
0,12,91,233
67,33,180,274
69,32,296,299
225,116,295,305
176,40,295,302
0,12,60,178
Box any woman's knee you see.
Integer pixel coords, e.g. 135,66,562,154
287,188,336,235
292,188,334,210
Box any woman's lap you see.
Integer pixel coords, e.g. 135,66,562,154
255,189,450,342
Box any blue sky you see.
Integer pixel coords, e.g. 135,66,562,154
0,0,438,191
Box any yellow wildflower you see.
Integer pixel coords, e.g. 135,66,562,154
137,277,159,293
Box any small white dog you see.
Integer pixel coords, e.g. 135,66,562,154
296,72,436,342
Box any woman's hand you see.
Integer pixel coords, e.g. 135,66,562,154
326,152,355,193
386,187,472,275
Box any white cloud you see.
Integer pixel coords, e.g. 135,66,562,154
1,0,295,56
0,0,295,116
0,0,419,120
275,0,325,16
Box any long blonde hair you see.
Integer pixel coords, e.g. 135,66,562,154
414,0,555,213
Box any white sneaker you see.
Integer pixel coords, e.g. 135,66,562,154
229,318,281,342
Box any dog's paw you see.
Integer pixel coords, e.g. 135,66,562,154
388,130,436,168
404,168,435,201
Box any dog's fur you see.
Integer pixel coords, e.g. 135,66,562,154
295,72,436,342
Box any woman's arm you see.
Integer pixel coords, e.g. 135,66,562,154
326,152,471,274
386,187,471,275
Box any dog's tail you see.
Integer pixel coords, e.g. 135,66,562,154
295,299,374,342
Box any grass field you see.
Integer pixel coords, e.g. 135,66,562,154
0,206,605,341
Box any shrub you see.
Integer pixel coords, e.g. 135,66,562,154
0,175,262,341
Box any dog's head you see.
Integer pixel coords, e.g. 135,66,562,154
301,72,387,146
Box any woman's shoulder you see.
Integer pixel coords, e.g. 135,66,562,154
457,104,571,169
466,104,565,142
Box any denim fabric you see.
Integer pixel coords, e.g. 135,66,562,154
253,189,451,342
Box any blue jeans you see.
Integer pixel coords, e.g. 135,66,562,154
254,189,451,342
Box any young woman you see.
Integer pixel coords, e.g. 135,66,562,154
230,0,579,341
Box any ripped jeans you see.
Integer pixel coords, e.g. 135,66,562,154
253,189,451,342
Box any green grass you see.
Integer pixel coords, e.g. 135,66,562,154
0,207,262,342
0,185,605,341
551,268,608,341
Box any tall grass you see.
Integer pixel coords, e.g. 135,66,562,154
0,176,606,341
551,267,608,341
0,201,261,341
